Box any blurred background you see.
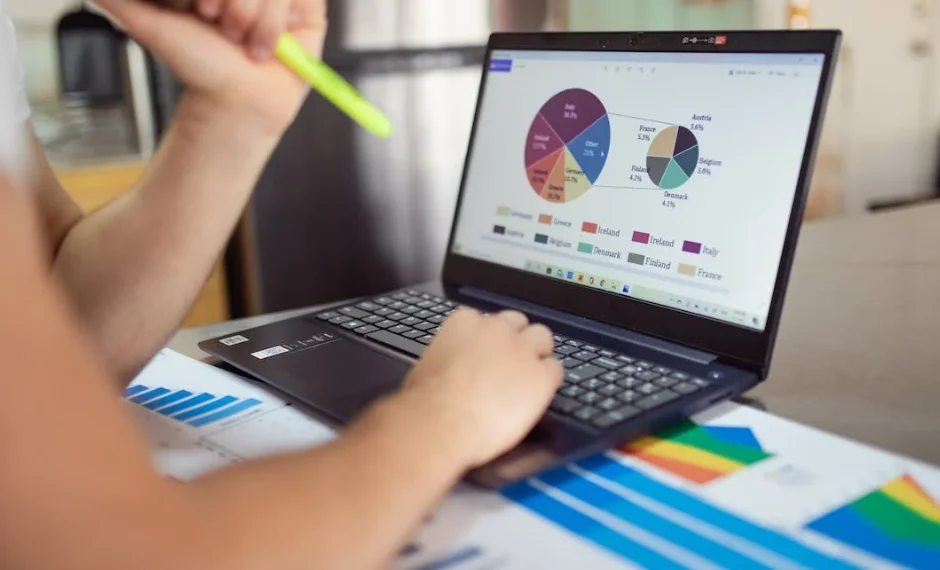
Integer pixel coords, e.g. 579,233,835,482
8,0,939,326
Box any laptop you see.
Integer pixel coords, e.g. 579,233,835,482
201,30,840,487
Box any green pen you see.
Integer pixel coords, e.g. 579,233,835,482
145,0,393,138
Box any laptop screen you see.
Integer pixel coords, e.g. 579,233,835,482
451,48,826,331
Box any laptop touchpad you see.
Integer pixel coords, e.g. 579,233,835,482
266,337,410,423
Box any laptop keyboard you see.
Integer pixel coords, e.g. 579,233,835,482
314,289,712,431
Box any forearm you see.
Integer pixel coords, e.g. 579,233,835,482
53,94,282,381
184,394,468,570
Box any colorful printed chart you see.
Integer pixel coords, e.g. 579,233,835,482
807,474,940,568
646,126,700,190
623,420,774,484
525,89,611,203
125,384,262,428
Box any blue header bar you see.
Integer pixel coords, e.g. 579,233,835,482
491,50,824,67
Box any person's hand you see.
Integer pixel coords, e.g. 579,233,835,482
398,309,563,468
94,0,327,135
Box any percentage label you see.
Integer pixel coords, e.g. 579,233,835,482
563,111,579,120
691,123,705,132
583,149,595,157
662,200,677,210
697,167,712,176
637,133,651,142
532,142,548,151
629,174,643,183
565,175,579,183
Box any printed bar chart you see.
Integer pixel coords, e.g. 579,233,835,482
125,384,264,428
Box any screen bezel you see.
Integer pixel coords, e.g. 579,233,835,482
442,31,841,373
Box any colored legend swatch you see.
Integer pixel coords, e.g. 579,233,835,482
539,214,553,225
623,420,774,484
807,474,940,569
632,231,651,244
683,241,703,254
578,242,594,254
497,206,511,216
534,234,549,244
582,221,598,234
678,263,696,277
627,253,645,266
125,384,262,428
493,225,506,235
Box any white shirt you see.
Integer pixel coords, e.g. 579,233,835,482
0,0,30,179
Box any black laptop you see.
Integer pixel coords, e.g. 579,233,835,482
201,30,840,487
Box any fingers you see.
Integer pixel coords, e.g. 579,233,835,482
520,323,554,357
247,0,291,59
220,0,262,44
540,357,564,385
195,0,223,19
496,310,529,331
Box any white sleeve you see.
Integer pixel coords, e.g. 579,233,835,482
3,11,30,121
1,7,31,181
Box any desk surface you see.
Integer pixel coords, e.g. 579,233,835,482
170,202,940,466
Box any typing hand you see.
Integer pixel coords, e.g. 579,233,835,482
399,309,563,469
95,0,327,135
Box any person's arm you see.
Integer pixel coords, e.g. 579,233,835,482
23,0,327,383
0,178,562,570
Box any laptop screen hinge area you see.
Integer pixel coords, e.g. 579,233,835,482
457,286,718,366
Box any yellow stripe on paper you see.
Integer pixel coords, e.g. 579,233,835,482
883,477,940,523
627,436,746,474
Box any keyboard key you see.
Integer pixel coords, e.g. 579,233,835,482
582,378,605,390
342,320,365,329
617,390,639,403
598,384,621,396
444,301,458,308
581,344,599,352
567,364,605,382
553,335,567,344
616,355,636,364
403,330,425,339
636,389,680,410
428,315,445,324
565,340,583,348
340,307,370,319
635,360,654,369
550,395,582,414
366,330,425,357
600,371,622,383
636,370,661,382
388,324,410,334
674,382,701,395
401,306,420,315
375,320,397,329
616,376,642,389
431,305,450,314
416,300,436,309
560,358,584,369
691,377,710,388
316,311,340,321
573,406,601,421
414,310,436,320
654,376,679,388
618,365,639,375
391,292,410,300
388,301,407,310
670,371,691,381
417,335,435,345
356,302,382,312
404,296,423,305
654,366,672,375
592,405,640,429
599,349,617,358
573,350,596,361
420,293,433,300
430,327,442,334
362,315,383,324
415,322,437,331
386,312,407,321
560,385,585,398
329,315,352,325
555,345,579,356
637,383,660,395
354,325,379,335
597,397,621,411
374,297,394,305
578,391,602,405
592,357,621,370
400,317,421,327
374,308,394,317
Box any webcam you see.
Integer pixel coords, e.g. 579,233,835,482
630,35,641,47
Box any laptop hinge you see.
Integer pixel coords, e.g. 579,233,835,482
458,286,718,366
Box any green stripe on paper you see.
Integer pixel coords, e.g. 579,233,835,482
852,492,940,547
656,421,772,465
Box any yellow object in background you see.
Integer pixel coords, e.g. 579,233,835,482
787,0,812,29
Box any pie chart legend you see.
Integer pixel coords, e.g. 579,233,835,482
525,89,611,203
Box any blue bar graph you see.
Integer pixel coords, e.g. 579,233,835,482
502,455,859,570
190,399,262,427
124,384,264,428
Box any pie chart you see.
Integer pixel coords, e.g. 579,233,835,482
646,126,700,190
525,89,611,203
